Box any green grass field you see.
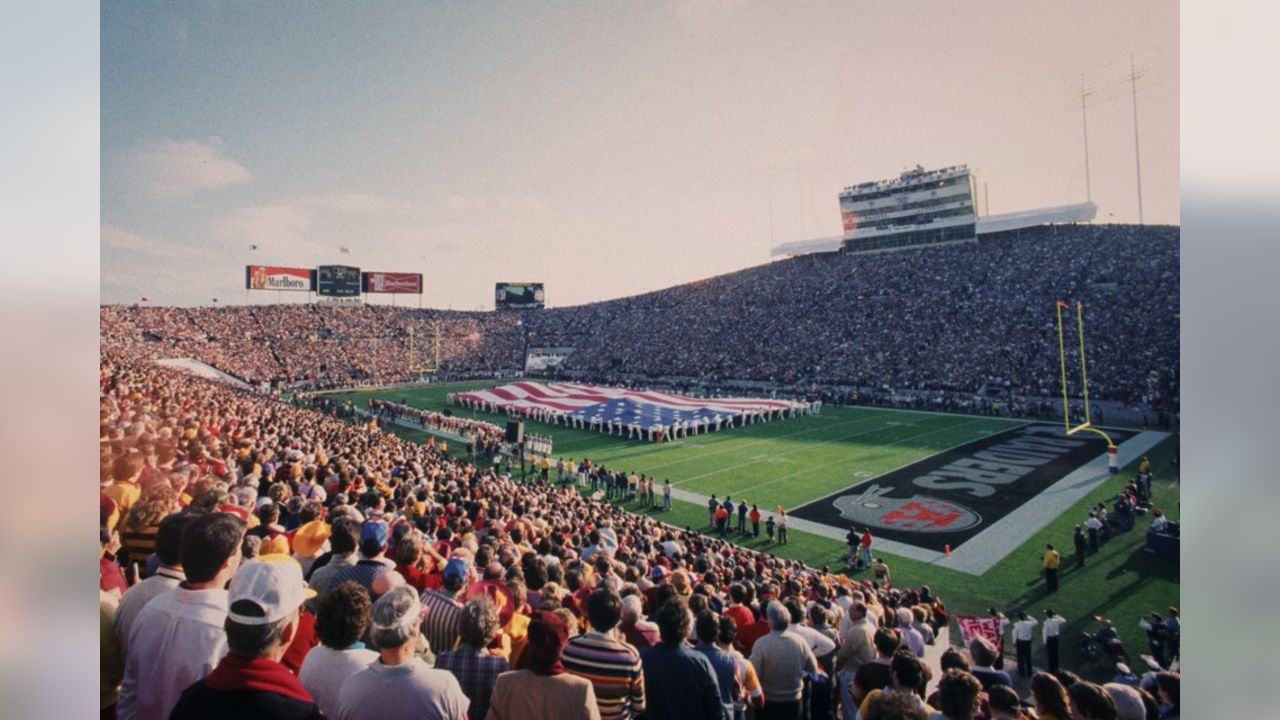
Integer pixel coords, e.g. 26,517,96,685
328,380,1179,675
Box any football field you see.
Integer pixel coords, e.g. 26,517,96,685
327,380,1179,673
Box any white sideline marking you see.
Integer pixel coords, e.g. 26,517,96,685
670,430,1170,573
733,417,1011,496
934,430,1169,574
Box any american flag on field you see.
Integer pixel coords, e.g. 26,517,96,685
455,381,801,426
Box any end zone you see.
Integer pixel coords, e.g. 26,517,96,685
787,424,1169,574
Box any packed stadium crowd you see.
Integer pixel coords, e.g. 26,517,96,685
533,224,1178,413
100,224,1179,418
100,304,522,388
98,350,1180,720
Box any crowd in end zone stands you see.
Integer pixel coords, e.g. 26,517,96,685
100,304,522,389
99,224,1179,419
99,352,1180,720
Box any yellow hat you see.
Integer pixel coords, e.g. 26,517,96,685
260,534,290,557
291,520,331,558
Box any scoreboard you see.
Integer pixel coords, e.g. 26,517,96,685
495,282,545,309
316,265,361,297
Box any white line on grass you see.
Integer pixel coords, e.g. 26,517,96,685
785,420,1035,511
727,417,1005,497
637,413,891,472
669,415,971,488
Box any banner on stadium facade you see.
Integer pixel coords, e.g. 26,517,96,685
245,265,315,292
362,271,423,294
955,616,1004,656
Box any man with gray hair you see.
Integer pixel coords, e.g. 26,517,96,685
335,585,470,720
620,594,660,650
748,601,820,720
835,601,876,720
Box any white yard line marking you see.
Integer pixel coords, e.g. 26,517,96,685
669,416,969,488
785,420,1035,511
935,430,1170,574
729,417,1005,496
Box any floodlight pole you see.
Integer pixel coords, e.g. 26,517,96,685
1079,74,1093,204
1129,55,1144,224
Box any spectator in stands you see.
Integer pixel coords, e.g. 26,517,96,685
1031,672,1072,720
693,610,739,720
421,556,471,655
435,594,509,720
308,517,360,593
113,512,194,655
619,594,660,650
1067,681,1118,720
856,649,934,718
291,513,332,578
168,558,322,719
851,627,900,713
1102,683,1149,720
861,691,929,720
1153,672,1179,719
298,581,377,718
934,669,984,720
562,589,646,720
895,607,925,658
716,614,764,717
987,683,1029,719
102,589,125,718
749,600,820,719
334,585,470,720
117,511,245,720
326,519,393,595
835,601,876,719
640,596,725,719
968,635,1013,690
489,610,600,720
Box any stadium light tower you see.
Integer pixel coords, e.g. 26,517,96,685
1077,73,1095,204
1128,55,1145,224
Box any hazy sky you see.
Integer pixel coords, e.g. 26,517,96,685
101,1,1178,308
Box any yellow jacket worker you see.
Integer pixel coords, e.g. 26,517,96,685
1043,544,1061,593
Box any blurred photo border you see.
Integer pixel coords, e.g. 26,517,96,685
0,0,1277,716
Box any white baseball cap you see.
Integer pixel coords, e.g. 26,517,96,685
227,555,317,625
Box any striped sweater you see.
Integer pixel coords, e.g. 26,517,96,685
561,631,646,720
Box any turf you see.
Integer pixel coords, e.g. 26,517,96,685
327,380,1179,675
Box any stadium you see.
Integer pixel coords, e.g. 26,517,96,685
99,5,1181,720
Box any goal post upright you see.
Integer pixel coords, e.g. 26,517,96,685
1056,299,1115,449
407,320,442,375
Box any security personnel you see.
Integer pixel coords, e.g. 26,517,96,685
1012,611,1038,677
1042,609,1066,672
1043,543,1061,593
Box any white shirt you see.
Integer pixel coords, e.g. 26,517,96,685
1086,517,1103,531
1043,616,1066,642
1013,618,1038,642
336,657,470,720
113,566,184,657
299,644,378,718
790,623,838,657
117,586,229,720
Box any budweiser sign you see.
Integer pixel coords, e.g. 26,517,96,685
362,271,423,294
